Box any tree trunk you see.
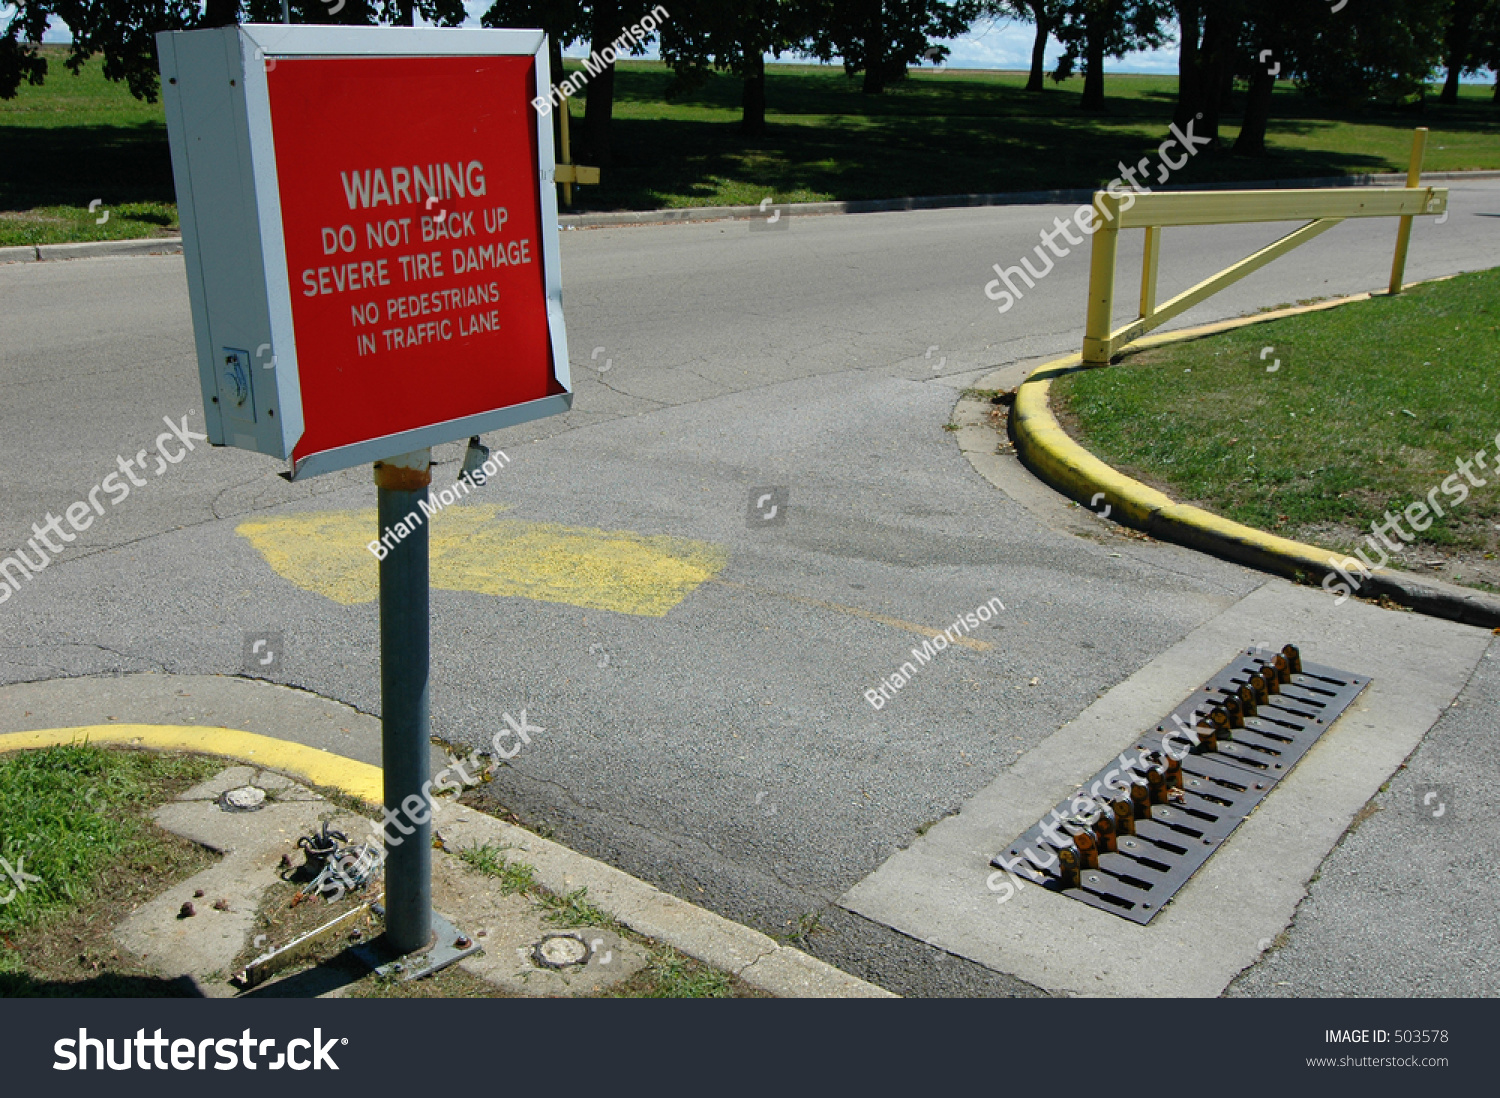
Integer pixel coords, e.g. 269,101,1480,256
1080,8,1107,111
1441,61,1463,104
1172,1,1201,128
202,0,238,27
1193,8,1236,146
860,0,886,93
742,49,766,133
1234,64,1275,154
583,0,620,164
1441,1,1476,104
1025,3,1049,92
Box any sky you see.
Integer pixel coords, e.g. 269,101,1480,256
8,5,1486,82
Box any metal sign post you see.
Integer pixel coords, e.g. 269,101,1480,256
158,24,577,971
374,449,433,954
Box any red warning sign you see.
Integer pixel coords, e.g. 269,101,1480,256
158,27,572,479
267,55,563,465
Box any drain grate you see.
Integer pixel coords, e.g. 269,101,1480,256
993,644,1369,924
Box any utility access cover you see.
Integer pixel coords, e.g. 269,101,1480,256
993,644,1369,924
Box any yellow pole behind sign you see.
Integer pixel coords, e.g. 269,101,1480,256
559,93,574,209
1388,127,1428,295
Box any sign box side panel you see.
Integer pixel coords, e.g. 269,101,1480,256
237,28,306,460
265,52,565,475
157,30,224,445
533,41,572,396
156,27,285,460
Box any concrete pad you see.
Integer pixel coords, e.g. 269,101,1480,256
840,579,1490,997
436,804,894,996
115,768,335,995
1229,633,1500,997
429,853,649,995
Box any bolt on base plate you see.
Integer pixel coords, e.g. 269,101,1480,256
353,910,482,982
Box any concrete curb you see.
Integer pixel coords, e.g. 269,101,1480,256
0,722,895,999
9,169,1498,261
558,169,1500,229
0,238,185,263
1001,296,1500,630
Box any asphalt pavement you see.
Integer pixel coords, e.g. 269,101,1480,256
3,179,1499,996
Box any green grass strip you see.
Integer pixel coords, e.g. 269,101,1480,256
1054,267,1500,561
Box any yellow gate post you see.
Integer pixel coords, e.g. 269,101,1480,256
1083,194,1122,366
1388,126,1429,295
1139,224,1162,319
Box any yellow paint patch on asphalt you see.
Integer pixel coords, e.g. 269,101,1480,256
0,725,384,804
236,504,728,617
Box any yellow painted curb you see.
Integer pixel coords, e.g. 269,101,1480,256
0,724,384,804
1010,295,1400,589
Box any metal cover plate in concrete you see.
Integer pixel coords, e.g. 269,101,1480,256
995,647,1369,924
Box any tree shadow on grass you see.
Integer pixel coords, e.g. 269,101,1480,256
0,121,174,211
572,68,1500,211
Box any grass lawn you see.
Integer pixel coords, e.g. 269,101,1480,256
1,45,1496,244
1051,267,1500,591
0,744,222,995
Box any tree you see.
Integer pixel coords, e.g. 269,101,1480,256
1440,0,1493,103
1481,1,1500,102
245,1,467,25
808,0,978,95
982,0,1063,92
1289,0,1443,109
2,2,200,102
1,0,464,103
1051,0,1168,111
660,1,821,132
